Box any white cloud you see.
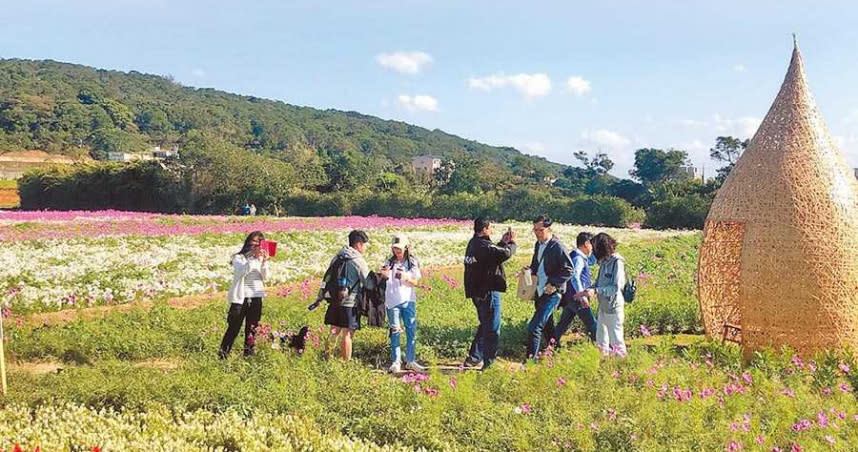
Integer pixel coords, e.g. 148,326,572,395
397,94,439,112
733,64,746,73
580,129,631,150
565,76,592,96
190,68,207,78
468,73,552,99
376,51,433,74
678,115,761,138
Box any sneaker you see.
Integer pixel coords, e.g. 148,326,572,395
405,361,426,372
463,358,482,368
388,362,401,373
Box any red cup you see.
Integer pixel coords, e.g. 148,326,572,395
260,239,277,257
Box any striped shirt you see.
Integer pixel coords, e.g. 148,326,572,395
242,257,266,298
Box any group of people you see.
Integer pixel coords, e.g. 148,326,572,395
241,202,257,216
217,215,627,372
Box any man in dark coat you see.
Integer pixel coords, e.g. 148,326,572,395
463,217,517,369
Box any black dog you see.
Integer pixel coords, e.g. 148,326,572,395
282,325,309,352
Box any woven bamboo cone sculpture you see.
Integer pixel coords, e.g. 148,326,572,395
698,38,858,360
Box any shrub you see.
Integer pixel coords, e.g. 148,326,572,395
645,194,712,230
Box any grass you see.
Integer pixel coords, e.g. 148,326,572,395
3,233,857,451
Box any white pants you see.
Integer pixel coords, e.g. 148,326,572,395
596,306,626,356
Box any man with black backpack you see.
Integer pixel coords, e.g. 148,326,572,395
309,230,375,361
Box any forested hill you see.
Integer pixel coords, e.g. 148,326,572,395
0,58,562,187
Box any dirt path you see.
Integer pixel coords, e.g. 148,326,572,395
9,358,180,375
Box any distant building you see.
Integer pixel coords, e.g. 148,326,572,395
107,145,179,163
107,152,153,162
150,145,179,160
678,165,703,180
412,155,443,175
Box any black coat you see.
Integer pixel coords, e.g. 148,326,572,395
464,235,517,299
359,272,387,327
529,236,574,294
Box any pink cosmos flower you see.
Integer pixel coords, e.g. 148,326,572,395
519,403,532,414
790,356,804,368
726,440,742,451
817,411,829,428
839,362,851,374
839,382,852,393
639,325,652,337
825,435,835,445
556,377,566,387
449,377,458,389
791,419,812,432
781,388,795,398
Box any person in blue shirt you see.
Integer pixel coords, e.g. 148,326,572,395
552,232,598,343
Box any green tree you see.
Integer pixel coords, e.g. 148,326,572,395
574,150,614,175
630,148,689,185
710,136,749,183
440,158,482,194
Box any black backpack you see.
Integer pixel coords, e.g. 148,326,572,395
319,256,357,304
623,278,637,303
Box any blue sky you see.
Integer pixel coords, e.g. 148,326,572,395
4,0,858,177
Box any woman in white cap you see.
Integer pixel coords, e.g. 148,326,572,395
380,234,424,373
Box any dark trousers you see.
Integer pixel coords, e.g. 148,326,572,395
553,303,598,342
467,291,502,368
218,297,263,358
528,292,562,359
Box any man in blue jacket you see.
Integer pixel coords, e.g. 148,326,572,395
551,231,598,343
527,215,573,360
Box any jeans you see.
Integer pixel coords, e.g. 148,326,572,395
527,292,562,359
218,297,263,358
387,301,418,364
467,291,501,368
555,302,598,342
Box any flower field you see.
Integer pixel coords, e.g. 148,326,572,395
0,211,684,314
1,211,856,451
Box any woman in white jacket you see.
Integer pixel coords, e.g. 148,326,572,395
578,232,627,357
218,231,270,358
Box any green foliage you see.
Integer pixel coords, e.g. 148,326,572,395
0,59,561,187
630,148,690,185
645,194,713,230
